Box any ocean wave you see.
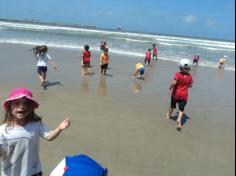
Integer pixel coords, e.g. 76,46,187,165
112,37,151,43
1,20,234,52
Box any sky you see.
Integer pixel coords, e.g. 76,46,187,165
0,0,235,40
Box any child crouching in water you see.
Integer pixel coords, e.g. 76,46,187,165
0,88,70,176
133,63,145,80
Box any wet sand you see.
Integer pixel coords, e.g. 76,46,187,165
0,43,235,176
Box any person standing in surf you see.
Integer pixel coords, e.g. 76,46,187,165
100,48,110,75
78,45,91,75
144,48,152,66
192,54,200,67
152,44,158,60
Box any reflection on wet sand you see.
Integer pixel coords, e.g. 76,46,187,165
216,68,224,80
81,75,89,94
98,75,106,96
132,79,142,93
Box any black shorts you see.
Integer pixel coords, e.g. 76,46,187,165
144,59,151,64
101,64,108,70
83,61,90,67
170,97,187,111
37,66,47,74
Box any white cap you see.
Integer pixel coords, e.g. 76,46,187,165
223,55,228,58
179,59,190,68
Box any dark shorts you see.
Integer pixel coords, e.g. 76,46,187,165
144,59,151,64
83,61,90,67
37,66,47,74
32,171,42,176
139,67,145,75
170,97,187,111
101,64,108,70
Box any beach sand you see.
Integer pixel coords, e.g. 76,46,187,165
0,43,235,176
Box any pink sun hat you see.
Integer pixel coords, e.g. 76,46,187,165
3,88,39,109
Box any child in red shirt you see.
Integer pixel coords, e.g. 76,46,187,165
144,48,152,66
192,54,200,67
152,44,158,60
166,59,193,130
78,45,91,74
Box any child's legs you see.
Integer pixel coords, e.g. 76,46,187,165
144,59,147,65
104,64,108,74
100,65,104,74
177,100,187,127
84,63,90,73
167,97,177,118
37,67,47,84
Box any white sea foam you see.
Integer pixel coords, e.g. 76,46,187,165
0,20,235,71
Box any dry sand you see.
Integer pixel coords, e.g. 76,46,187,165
0,43,235,176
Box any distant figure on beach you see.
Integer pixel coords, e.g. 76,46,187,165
133,63,145,80
218,55,227,70
192,54,200,67
78,45,91,75
32,45,58,87
100,41,107,51
144,48,152,66
166,59,193,131
0,87,70,176
152,44,158,60
100,47,110,75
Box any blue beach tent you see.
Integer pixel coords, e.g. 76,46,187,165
50,154,108,176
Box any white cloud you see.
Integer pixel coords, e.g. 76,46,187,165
205,17,215,26
105,10,113,16
184,15,197,23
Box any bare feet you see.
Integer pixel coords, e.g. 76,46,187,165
40,81,45,87
177,121,182,130
166,113,170,119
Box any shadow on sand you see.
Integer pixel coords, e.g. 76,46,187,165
43,81,63,90
170,112,191,132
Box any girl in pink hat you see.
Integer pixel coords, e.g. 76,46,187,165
0,88,71,176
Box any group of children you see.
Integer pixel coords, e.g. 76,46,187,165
78,44,110,75
0,42,229,175
132,44,192,131
133,44,158,79
192,53,227,70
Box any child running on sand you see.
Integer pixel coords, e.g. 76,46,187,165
133,63,145,80
32,45,58,87
100,48,110,75
166,59,193,130
152,44,158,60
144,48,152,66
0,88,70,176
78,45,91,75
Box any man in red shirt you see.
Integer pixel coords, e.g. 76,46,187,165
166,59,193,130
